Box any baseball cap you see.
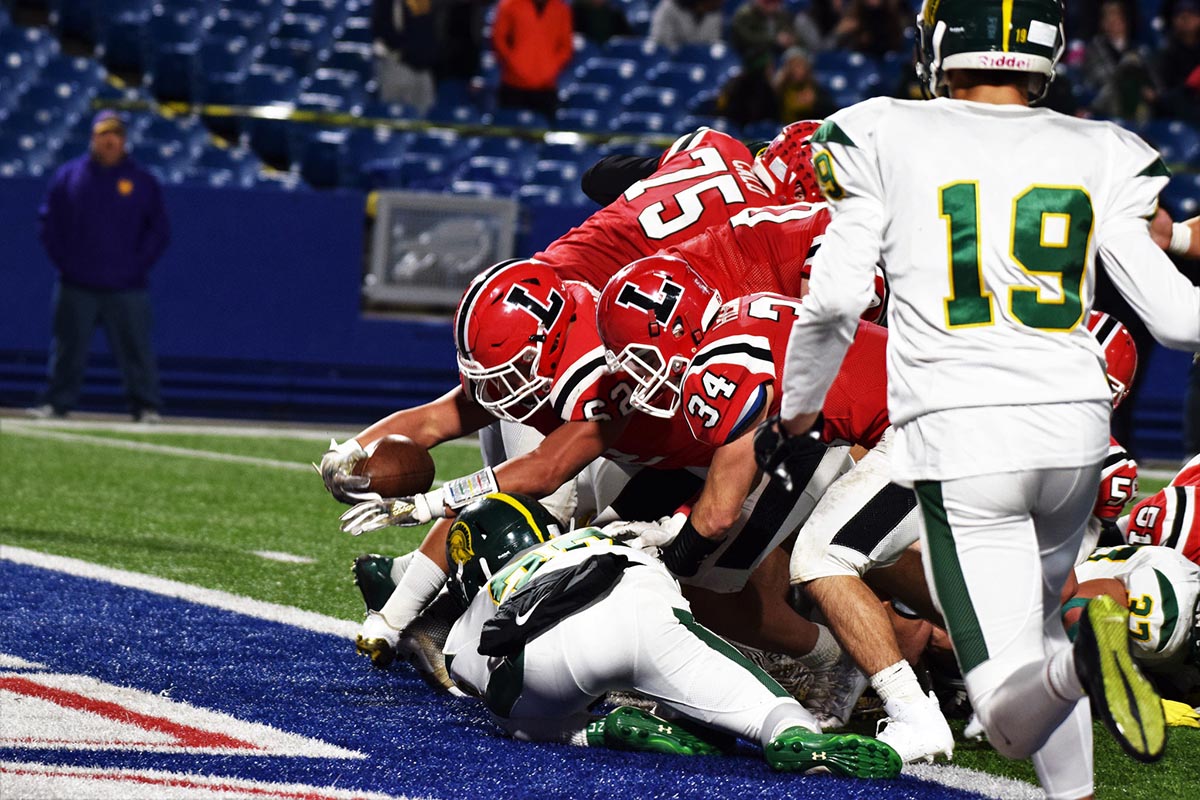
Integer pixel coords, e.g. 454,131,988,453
92,110,127,135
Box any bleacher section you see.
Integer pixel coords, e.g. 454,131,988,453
0,0,1196,208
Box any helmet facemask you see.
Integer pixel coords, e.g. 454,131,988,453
459,339,554,424
611,341,690,418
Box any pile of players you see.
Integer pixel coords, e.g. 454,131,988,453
319,117,1200,776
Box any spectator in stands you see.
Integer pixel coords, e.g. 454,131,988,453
773,46,833,121
437,0,488,81
29,111,169,423
573,0,632,45
831,0,906,58
1082,0,1157,120
648,0,723,50
1156,0,1200,123
492,0,574,119
371,0,440,113
730,0,796,70
717,54,778,125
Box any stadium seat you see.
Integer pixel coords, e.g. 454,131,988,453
406,131,464,163
147,42,199,102
322,41,373,79
676,115,740,136
530,159,582,187
427,100,487,125
451,179,515,198
489,107,550,129
622,86,680,114
537,140,603,166
298,129,349,189
518,183,568,206
455,155,528,190
610,111,669,134
561,82,619,113
1138,120,1200,167
573,57,640,90
247,115,298,169
239,65,301,105
197,37,255,79
194,145,261,187
603,35,661,64
648,63,710,92
742,120,781,141
1162,173,1200,217
97,10,152,75
49,0,99,44
365,153,452,190
554,107,605,132
204,8,269,44
342,127,411,188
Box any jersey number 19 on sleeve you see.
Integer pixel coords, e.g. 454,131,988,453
940,183,1093,331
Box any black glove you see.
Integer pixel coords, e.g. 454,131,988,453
753,414,824,493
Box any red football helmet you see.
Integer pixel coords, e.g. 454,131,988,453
752,120,824,204
1085,310,1138,408
597,254,723,418
454,259,576,423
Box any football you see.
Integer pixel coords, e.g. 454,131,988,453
352,435,436,497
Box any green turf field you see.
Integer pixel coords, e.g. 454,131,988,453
1,419,1194,799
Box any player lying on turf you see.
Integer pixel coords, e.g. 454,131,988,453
438,491,903,779
597,254,954,762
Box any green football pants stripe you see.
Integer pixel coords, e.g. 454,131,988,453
915,481,990,674
672,608,789,698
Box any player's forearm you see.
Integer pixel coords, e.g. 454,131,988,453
1099,231,1200,351
493,421,612,498
353,387,491,449
1172,216,1200,259
689,434,759,539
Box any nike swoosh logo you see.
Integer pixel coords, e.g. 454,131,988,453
513,595,547,627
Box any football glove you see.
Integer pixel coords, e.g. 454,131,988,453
602,513,686,556
340,490,444,535
753,414,823,493
317,438,369,503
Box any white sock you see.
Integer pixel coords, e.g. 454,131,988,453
379,550,446,632
796,624,841,670
871,660,927,716
389,550,416,585
1045,646,1084,702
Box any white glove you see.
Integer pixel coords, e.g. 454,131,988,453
340,489,446,535
316,438,369,504
602,513,686,556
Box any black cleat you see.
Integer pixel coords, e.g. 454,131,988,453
351,554,396,613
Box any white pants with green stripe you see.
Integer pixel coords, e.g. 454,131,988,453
915,465,1101,799
458,562,818,747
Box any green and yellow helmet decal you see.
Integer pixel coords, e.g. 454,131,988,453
444,493,562,609
917,0,1065,99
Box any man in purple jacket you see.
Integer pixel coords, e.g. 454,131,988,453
29,111,171,422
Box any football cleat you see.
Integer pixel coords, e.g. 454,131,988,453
589,706,725,756
765,726,902,778
351,553,396,614
396,590,464,696
1074,595,1166,762
805,653,869,730
355,611,401,667
874,691,955,763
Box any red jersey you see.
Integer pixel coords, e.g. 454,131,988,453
1092,437,1138,522
523,282,716,468
1125,453,1200,565
680,294,890,449
538,128,774,289
666,203,827,302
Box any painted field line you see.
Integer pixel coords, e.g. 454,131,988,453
0,546,357,640
251,551,318,565
4,426,313,472
902,764,1040,800
3,417,482,448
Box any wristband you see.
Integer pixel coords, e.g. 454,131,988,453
441,467,499,509
1169,222,1194,256
660,518,722,578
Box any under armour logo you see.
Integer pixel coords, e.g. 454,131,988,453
812,752,826,760
657,724,672,733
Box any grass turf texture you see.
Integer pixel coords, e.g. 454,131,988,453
1,422,1193,799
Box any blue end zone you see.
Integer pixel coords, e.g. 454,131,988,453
0,560,985,799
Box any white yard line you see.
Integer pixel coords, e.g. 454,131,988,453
0,546,357,639
251,551,318,565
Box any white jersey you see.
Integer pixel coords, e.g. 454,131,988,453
1075,545,1199,669
781,96,1200,481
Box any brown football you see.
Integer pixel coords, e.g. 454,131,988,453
352,435,436,497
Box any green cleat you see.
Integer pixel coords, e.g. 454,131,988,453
1074,594,1167,763
351,554,396,614
765,726,902,778
589,706,725,756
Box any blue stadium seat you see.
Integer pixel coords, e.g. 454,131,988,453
676,115,740,136
97,10,151,74
299,129,348,189
359,99,419,120
259,39,322,75
518,183,567,206
467,136,531,161
239,65,301,104
537,140,603,165
322,41,373,79
276,13,334,50
302,69,369,110
741,120,780,141
603,35,661,63
342,127,411,188
49,0,99,44
622,86,681,114
1138,120,1200,167
140,114,209,156
573,57,640,89
673,41,735,70
451,179,516,198
610,111,669,134
252,170,307,191
489,107,550,129
455,155,528,188
599,139,662,158
365,153,452,190
427,100,487,125
194,145,261,187
0,26,59,69
39,54,106,91
648,63,710,91
147,42,199,102
1162,173,1200,217
406,131,464,162
561,82,619,113
19,81,92,120
554,107,605,132
530,159,582,187
198,37,255,78
338,15,374,45
204,8,269,45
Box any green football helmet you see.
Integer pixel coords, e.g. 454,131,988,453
916,0,1065,100
445,492,564,609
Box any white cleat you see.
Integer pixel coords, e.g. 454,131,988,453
806,653,869,730
875,690,955,763
355,611,401,667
